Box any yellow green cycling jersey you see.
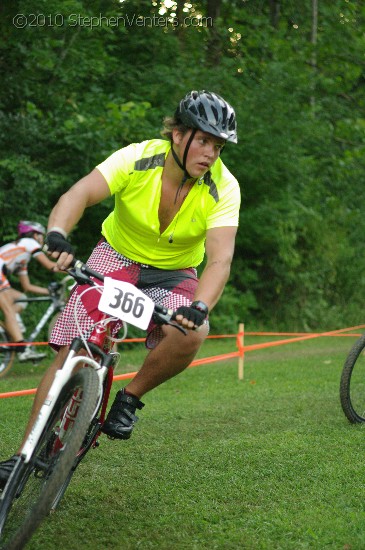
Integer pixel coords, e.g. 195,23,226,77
97,139,241,269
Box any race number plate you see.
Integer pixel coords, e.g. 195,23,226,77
98,277,154,330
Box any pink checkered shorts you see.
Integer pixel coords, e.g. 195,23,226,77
49,239,199,350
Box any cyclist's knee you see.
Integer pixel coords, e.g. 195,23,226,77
164,322,208,355
14,292,27,311
0,295,16,315
188,321,209,345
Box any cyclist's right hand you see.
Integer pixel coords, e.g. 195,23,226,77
43,231,75,270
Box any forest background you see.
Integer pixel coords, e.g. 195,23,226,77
1,0,364,333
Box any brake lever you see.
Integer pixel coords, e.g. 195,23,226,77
153,306,187,335
67,267,96,286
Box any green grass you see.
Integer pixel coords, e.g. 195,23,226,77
1,336,365,549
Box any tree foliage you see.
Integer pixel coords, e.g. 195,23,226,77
1,0,364,330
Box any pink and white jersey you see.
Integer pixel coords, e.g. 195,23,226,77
0,238,42,276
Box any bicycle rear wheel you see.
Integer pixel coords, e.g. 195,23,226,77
0,323,15,378
340,333,365,423
0,368,99,549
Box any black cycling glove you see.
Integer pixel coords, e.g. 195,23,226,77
173,301,208,327
44,231,74,256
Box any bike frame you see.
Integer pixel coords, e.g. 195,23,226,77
15,294,64,344
20,313,115,463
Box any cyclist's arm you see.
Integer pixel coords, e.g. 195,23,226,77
194,226,237,311
48,168,111,235
173,226,237,330
18,273,49,295
47,169,111,269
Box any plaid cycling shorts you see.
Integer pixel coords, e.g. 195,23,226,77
49,239,199,350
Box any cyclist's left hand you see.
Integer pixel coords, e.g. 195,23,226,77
173,304,207,330
43,232,74,271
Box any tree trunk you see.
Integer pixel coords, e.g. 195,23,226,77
206,0,222,66
174,0,185,45
310,0,318,112
269,0,280,29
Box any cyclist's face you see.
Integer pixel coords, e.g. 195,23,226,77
175,130,225,178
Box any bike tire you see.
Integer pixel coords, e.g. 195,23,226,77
50,414,102,512
0,323,15,378
50,354,118,511
0,368,99,549
340,333,365,423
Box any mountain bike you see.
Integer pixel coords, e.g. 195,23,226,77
0,275,73,377
340,332,365,423
0,259,184,549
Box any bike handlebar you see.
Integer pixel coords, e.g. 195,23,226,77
70,259,105,284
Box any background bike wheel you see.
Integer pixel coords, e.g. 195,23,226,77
0,368,99,549
340,333,365,423
0,323,15,378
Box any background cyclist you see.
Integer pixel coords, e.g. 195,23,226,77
0,221,56,361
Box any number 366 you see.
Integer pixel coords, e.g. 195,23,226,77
108,289,145,318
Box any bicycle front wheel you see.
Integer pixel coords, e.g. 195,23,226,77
0,368,99,549
0,323,15,378
340,333,365,423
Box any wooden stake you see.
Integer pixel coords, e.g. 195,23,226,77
238,322,244,380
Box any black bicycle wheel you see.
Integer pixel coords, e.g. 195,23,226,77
0,368,99,549
340,333,365,423
0,323,15,378
50,414,102,512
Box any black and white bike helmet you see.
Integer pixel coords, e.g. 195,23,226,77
176,90,237,144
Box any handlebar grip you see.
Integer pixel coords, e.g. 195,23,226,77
71,260,104,283
154,304,173,317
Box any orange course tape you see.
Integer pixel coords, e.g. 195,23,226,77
1,324,364,399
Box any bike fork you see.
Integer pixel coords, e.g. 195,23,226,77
52,389,83,453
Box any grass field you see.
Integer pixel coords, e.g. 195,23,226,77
0,334,364,549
